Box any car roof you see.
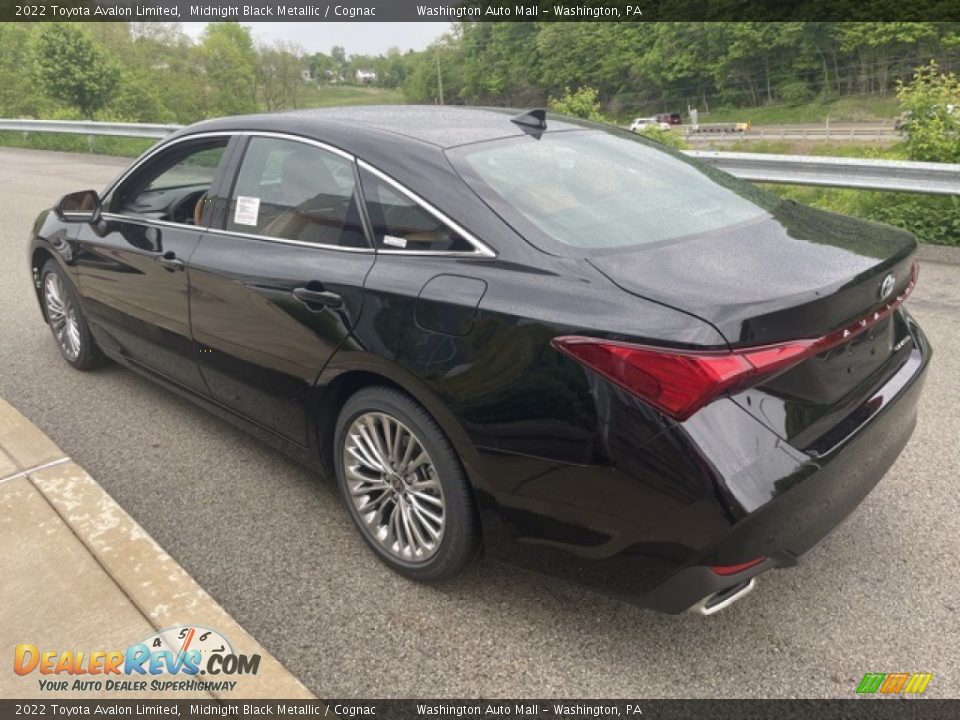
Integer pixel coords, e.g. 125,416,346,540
181,105,591,151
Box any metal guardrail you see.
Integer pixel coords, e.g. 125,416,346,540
0,119,182,139
683,127,897,143
1,118,957,195
684,151,960,195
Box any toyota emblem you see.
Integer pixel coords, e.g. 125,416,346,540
880,273,896,299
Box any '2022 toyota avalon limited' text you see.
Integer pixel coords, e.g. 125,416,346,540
29,107,929,614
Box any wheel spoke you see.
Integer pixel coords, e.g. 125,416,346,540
398,431,418,471
404,499,432,550
356,488,390,514
405,452,431,474
348,433,386,473
358,423,388,468
409,495,443,527
409,476,441,492
390,421,404,465
343,411,445,564
388,501,403,552
398,500,417,556
45,274,81,360
349,478,387,498
411,490,443,508
67,321,81,356
380,414,396,464
363,416,390,464
409,501,442,540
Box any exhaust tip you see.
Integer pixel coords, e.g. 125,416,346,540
687,578,756,616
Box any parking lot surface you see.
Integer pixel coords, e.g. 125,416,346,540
1,147,958,698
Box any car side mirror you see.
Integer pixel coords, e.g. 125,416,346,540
55,190,102,223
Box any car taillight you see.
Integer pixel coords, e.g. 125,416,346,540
553,264,918,421
551,336,814,421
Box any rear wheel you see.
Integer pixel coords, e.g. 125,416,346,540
41,259,105,371
334,386,480,581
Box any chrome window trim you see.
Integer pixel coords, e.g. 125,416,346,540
241,131,354,161
202,227,374,253
101,130,237,200
98,212,374,254
102,130,355,200
357,159,496,258
101,129,496,258
102,131,369,252
100,212,203,232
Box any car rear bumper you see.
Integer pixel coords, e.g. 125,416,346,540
641,323,930,614
475,321,930,615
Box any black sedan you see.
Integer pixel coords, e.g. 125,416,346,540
29,106,930,614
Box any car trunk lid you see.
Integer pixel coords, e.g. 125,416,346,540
588,201,919,449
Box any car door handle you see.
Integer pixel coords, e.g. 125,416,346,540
292,286,343,309
156,252,185,272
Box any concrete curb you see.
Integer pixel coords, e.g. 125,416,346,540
0,398,316,700
917,243,960,266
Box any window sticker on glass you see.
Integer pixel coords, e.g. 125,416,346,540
234,196,261,226
382,234,408,248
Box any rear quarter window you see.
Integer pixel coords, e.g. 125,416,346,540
450,130,775,253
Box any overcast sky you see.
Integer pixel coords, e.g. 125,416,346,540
181,22,450,56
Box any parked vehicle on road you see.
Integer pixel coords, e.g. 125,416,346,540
29,106,929,614
629,116,671,132
656,112,682,125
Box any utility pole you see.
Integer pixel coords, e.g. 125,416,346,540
435,46,444,105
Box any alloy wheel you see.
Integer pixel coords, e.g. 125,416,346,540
44,272,81,361
342,412,445,564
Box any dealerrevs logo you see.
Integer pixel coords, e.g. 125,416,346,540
13,625,260,693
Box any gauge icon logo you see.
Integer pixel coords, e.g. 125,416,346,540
139,625,234,668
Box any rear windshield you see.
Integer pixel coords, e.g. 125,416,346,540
451,131,772,252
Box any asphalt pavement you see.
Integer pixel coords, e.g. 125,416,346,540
1,146,958,698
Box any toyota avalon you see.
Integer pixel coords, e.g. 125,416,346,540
28,106,930,614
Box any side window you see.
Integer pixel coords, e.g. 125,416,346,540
226,137,368,249
109,140,227,226
358,167,476,253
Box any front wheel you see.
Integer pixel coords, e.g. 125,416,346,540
334,386,481,582
41,259,105,371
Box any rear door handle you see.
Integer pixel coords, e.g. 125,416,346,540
156,252,185,272
292,286,343,309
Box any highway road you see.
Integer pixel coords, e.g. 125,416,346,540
1,147,958,698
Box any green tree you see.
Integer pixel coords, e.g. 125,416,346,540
201,23,257,116
331,45,347,77
379,48,409,88
107,70,174,123
461,22,541,104
33,24,119,118
637,126,689,150
127,22,208,123
0,24,47,117
897,61,960,162
403,33,465,104
548,86,604,120
309,51,335,81
258,42,305,111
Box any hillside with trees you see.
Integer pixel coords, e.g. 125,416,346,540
2,22,959,123
1,20,958,246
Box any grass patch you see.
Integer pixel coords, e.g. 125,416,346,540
297,84,405,108
765,184,960,246
0,130,154,157
699,95,901,126
712,140,910,158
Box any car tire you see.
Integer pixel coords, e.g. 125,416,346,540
41,259,105,371
334,385,481,582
